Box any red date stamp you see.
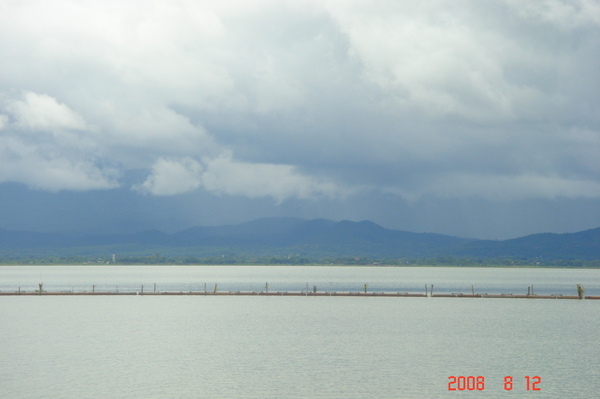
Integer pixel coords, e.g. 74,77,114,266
448,376,541,391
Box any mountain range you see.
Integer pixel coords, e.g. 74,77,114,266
1,217,599,260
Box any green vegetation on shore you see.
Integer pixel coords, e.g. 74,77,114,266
3,219,599,262
2,254,599,267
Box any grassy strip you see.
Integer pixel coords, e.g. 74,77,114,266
1,254,599,267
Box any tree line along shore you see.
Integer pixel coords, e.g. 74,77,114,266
1,255,599,267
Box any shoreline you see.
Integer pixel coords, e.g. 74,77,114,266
2,264,600,269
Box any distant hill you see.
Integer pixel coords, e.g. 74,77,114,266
0,218,599,260
449,228,600,259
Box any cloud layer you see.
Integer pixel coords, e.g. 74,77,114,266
135,154,340,203
1,0,599,207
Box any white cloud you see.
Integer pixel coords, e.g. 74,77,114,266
6,92,87,131
323,1,563,122
100,105,217,167
0,135,118,191
136,153,342,201
0,92,117,191
135,157,203,196
200,153,341,203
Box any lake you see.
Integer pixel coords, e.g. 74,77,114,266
0,266,598,398
1,265,599,296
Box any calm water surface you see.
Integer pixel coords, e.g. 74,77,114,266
1,265,599,295
1,266,598,398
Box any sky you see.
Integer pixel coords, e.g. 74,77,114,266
1,0,599,239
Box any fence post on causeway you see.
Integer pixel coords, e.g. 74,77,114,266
577,284,585,299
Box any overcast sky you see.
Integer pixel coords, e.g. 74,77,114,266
1,0,599,239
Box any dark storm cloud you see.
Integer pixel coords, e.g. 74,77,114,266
0,0,599,238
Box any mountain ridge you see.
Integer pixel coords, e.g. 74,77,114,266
0,218,598,260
